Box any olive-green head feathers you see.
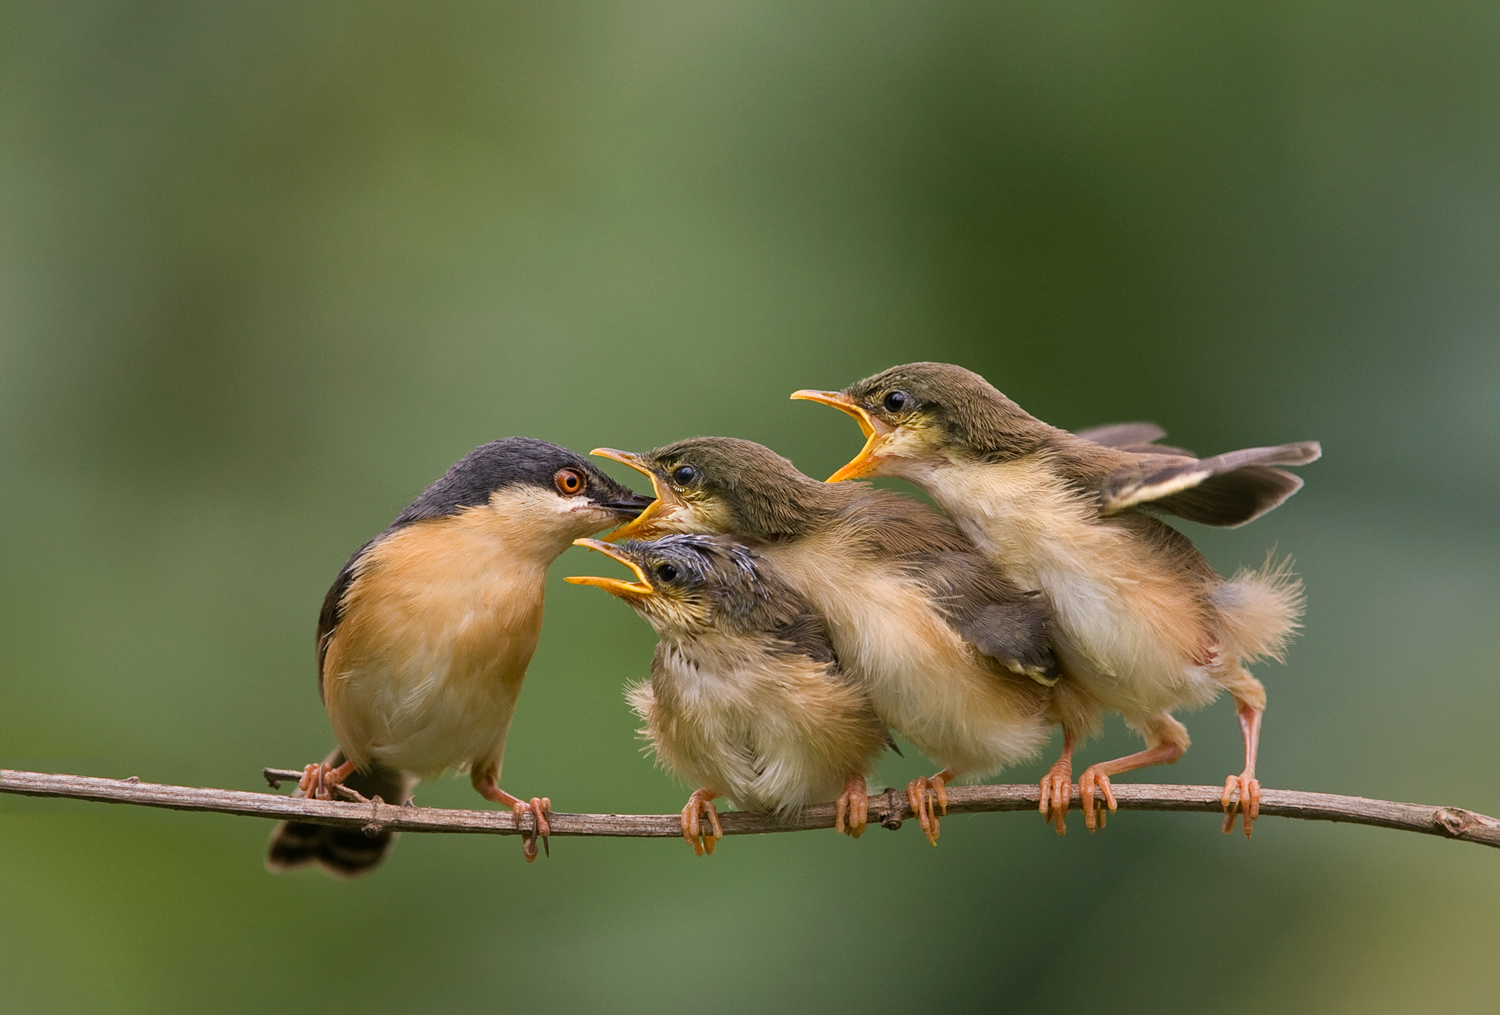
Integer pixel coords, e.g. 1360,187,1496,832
795,362,1058,480
594,437,838,540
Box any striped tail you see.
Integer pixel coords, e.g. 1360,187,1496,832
265,751,414,878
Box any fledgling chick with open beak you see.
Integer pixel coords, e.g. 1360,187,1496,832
591,438,1062,845
795,363,1319,836
567,535,892,855
266,437,651,875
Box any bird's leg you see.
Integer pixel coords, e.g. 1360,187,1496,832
472,774,552,862
1077,712,1188,833
906,769,954,846
680,788,724,856
297,759,357,801
835,775,869,838
1038,731,1077,836
1077,746,1182,832
1222,697,1263,837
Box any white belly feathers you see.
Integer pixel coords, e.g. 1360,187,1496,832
630,636,859,813
918,458,1221,718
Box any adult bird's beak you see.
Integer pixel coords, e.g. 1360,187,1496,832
591,448,680,541
790,390,894,482
601,490,656,517
565,539,655,598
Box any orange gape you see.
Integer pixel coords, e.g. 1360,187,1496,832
582,436,1061,847
796,362,1315,837
567,534,890,856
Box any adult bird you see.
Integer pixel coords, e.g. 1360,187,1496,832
592,437,1064,844
794,363,1317,835
568,534,892,854
267,437,651,875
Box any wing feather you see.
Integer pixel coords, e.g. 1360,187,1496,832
316,538,377,701
1075,421,1168,447
1100,441,1321,526
917,552,1058,685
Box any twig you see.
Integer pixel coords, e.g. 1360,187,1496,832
2,767,1497,848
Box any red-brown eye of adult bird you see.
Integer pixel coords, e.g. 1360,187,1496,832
554,468,586,495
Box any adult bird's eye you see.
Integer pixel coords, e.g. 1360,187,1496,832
671,465,697,486
883,390,909,414
553,468,586,495
655,562,679,582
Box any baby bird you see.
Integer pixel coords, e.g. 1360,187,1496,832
267,437,650,874
567,535,891,854
592,437,1062,844
795,363,1317,835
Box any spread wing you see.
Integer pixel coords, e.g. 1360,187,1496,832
918,551,1058,686
1099,441,1322,527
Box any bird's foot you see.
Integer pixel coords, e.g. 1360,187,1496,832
681,789,723,856
1078,766,1118,833
297,760,355,801
1221,772,1260,837
472,778,551,860
297,763,324,798
835,775,869,838
1038,760,1073,836
511,797,552,862
906,772,949,846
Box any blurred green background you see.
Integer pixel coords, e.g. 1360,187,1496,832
2,3,1498,1012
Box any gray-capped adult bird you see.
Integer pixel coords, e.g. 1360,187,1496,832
267,437,651,875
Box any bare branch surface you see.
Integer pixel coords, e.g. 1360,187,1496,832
3,768,1498,848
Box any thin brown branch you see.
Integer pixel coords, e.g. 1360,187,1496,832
3,767,1498,848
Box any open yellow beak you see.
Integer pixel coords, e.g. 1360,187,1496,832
590,448,680,541
565,539,655,598
789,389,893,482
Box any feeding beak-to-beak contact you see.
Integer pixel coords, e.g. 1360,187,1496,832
789,390,893,482
565,539,655,597
590,448,673,541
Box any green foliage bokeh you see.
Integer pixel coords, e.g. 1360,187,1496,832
2,4,1498,1012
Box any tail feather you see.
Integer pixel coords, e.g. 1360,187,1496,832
1211,554,1304,664
265,751,414,879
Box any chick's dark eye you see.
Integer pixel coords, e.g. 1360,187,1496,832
655,562,679,582
553,468,585,495
671,465,697,486
883,390,909,414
